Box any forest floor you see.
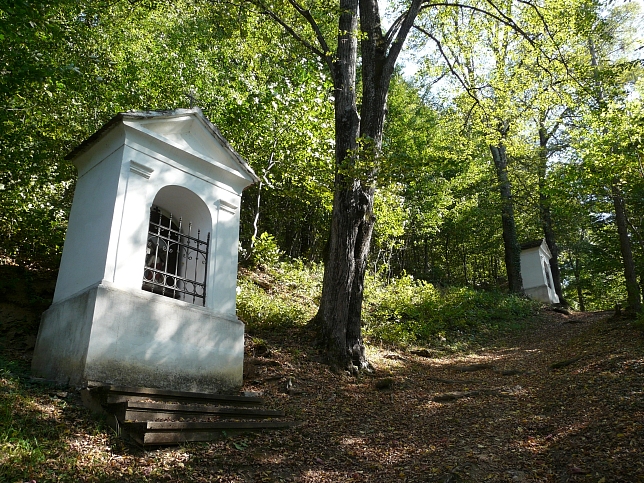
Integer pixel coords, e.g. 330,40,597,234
2,297,644,482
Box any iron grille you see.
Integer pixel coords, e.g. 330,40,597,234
142,206,210,306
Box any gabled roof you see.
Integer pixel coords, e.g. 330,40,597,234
66,108,259,184
520,239,543,250
520,239,552,258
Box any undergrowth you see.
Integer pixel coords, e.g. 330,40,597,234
237,262,539,348
363,274,539,347
0,357,58,482
236,260,323,331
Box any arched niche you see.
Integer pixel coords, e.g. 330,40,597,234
143,185,213,306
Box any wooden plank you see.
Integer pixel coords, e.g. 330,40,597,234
142,430,228,445
100,386,263,405
120,409,282,422
140,423,297,445
109,401,285,422
108,384,263,402
104,394,266,407
143,420,295,430
126,400,283,416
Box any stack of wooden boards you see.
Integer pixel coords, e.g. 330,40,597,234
81,384,295,446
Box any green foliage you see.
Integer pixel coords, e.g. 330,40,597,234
238,261,537,347
236,261,322,332
250,232,283,268
363,274,538,347
381,75,507,285
1,0,642,314
1,0,334,268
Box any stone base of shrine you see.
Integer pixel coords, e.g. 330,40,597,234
524,284,560,305
32,281,244,393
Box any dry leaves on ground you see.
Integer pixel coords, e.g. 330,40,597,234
7,309,644,483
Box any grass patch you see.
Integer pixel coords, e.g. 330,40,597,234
0,357,57,482
0,356,163,482
0,357,138,483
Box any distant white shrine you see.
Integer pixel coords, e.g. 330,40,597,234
520,239,560,304
32,108,259,392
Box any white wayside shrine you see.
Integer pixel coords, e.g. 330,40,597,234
32,108,259,393
520,239,560,305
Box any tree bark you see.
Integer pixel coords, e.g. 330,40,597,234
612,182,642,314
313,0,422,370
573,257,586,312
490,140,523,294
312,0,362,368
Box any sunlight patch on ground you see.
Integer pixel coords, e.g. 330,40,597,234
366,350,407,370
248,449,286,466
340,436,367,446
0,376,19,390
27,398,63,420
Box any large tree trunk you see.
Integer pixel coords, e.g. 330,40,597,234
313,0,421,371
490,141,523,294
312,0,363,369
537,124,568,306
612,182,642,314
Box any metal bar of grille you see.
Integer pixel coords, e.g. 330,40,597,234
142,207,209,306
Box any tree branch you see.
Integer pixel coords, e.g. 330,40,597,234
382,0,424,80
418,2,535,47
285,0,333,58
413,24,481,110
251,0,335,79
383,12,407,48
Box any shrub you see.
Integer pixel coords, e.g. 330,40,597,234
236,260,322,332
235,261,538,347
363,274,538,346
250,232,282,268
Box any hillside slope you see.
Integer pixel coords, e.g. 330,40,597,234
1,266,643,482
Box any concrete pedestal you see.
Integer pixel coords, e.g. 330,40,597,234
32,281,244,392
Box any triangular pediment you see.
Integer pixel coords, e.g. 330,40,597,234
128,110,257,183
67,108,258,186
136,117,237,170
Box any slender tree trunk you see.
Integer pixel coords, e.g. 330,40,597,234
462,245,468,285
423,237,428,278
537,124,568,306
573,257,586,312
490,141,523,294
588,38,641,313
445,234,451,284
612,182,642,314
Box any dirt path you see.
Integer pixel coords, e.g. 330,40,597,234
218,309,643,482
4,308,643,482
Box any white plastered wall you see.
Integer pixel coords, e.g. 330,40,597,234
33,110,256,391
520,241,560,304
